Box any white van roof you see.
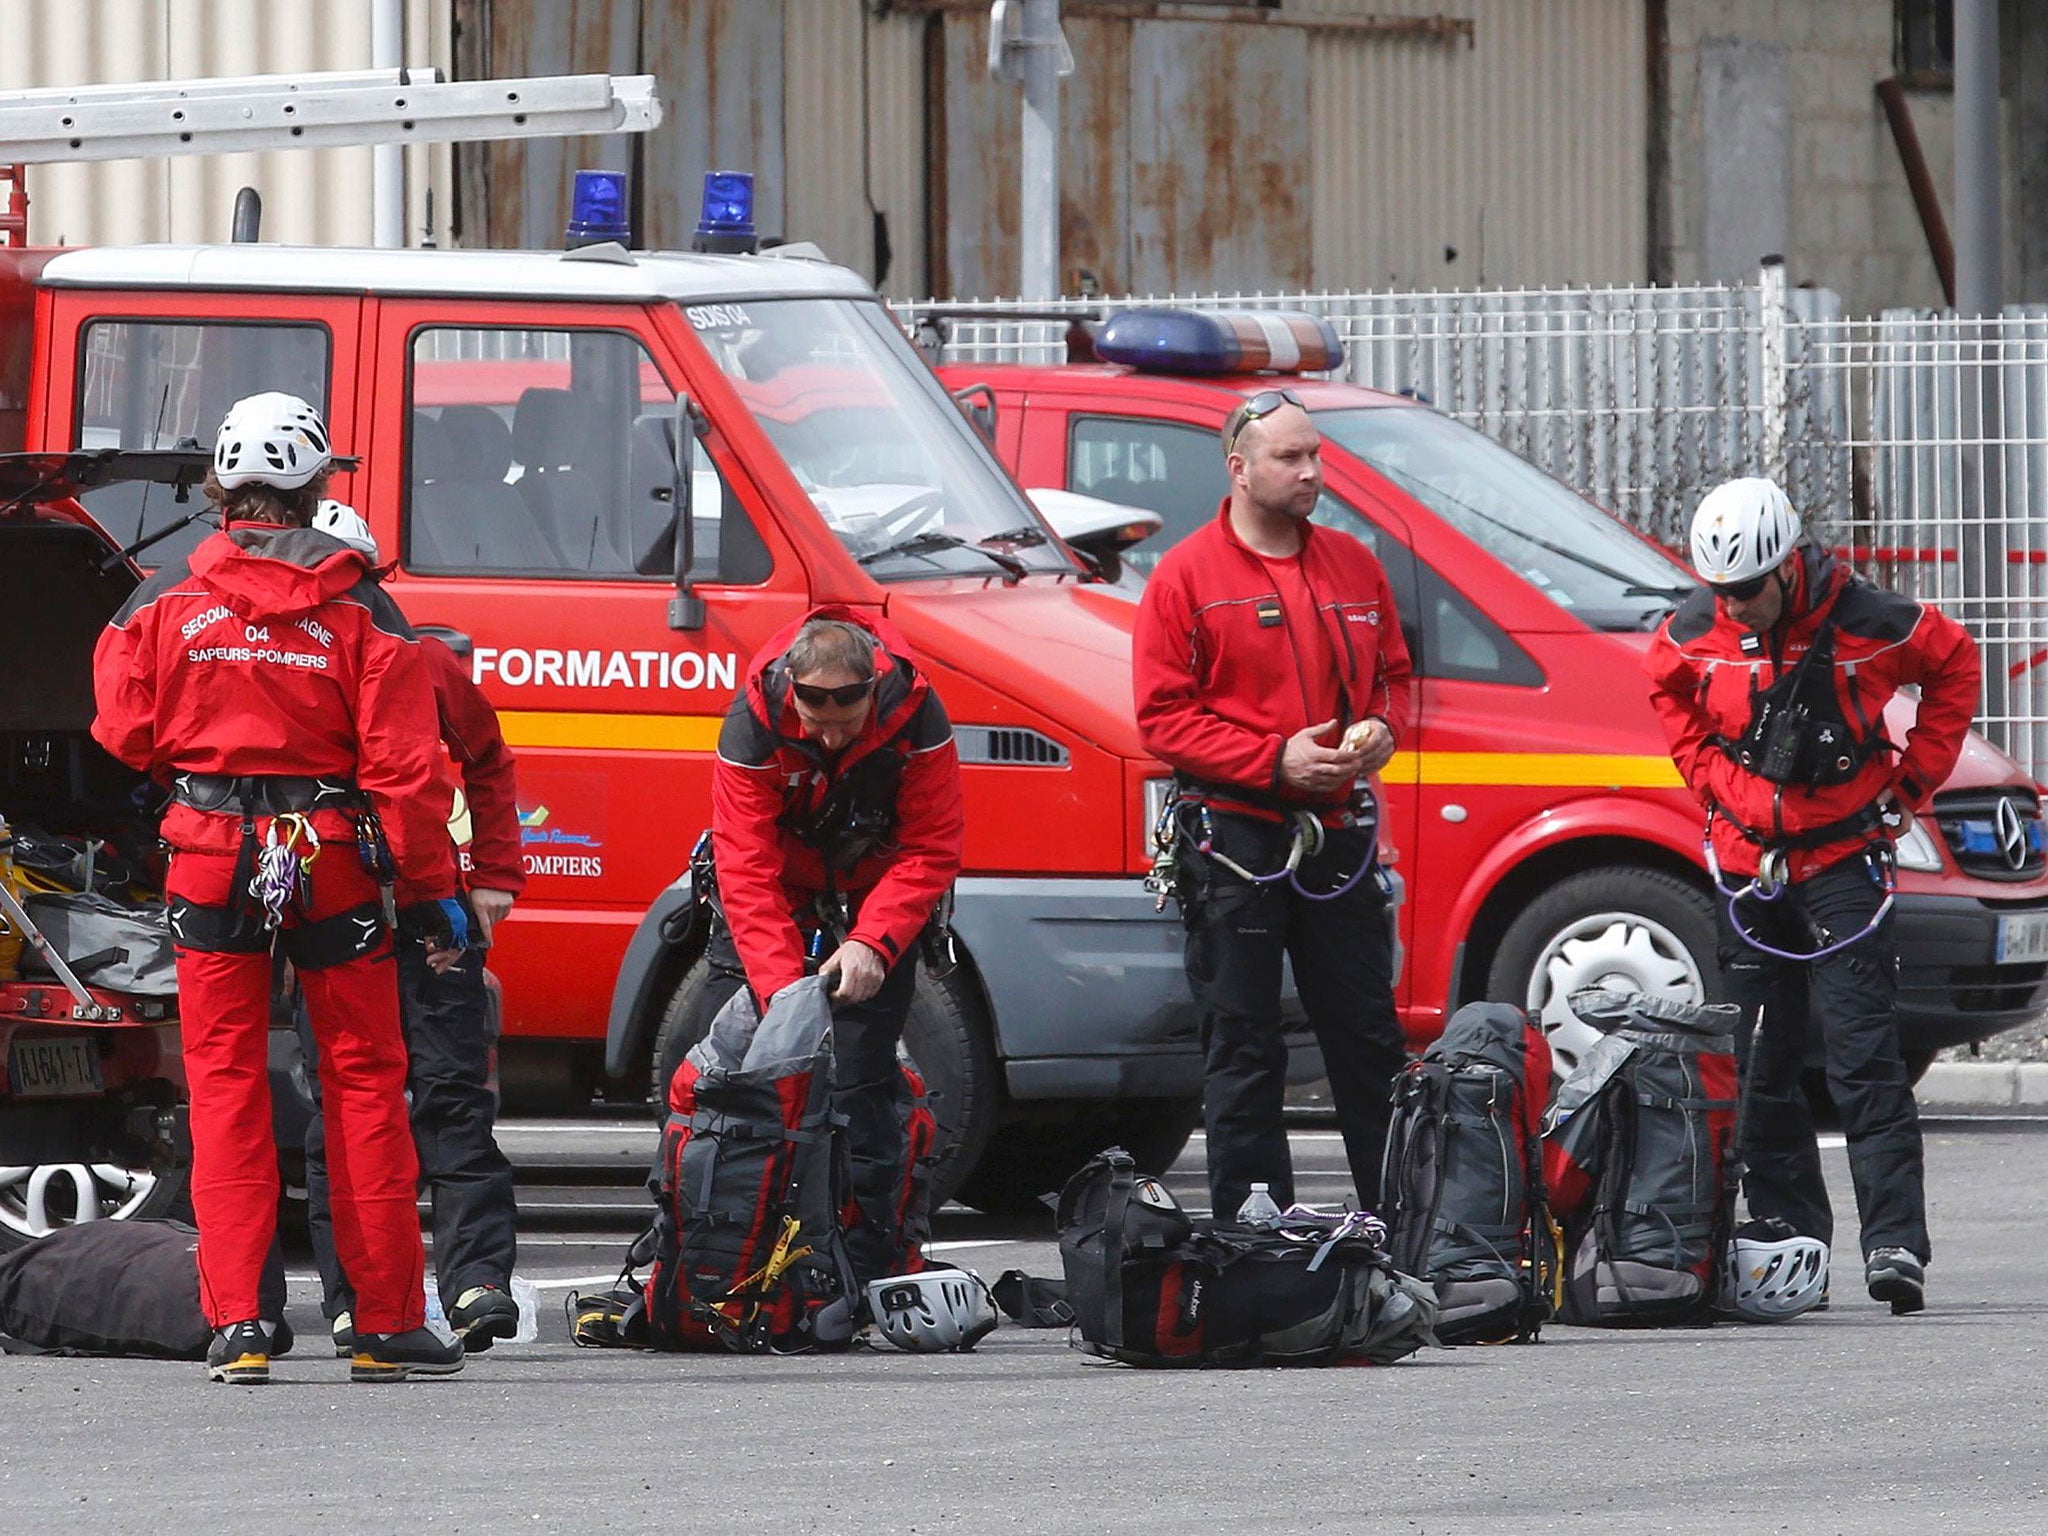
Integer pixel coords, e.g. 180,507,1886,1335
37,243,876,305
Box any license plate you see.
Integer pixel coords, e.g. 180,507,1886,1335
1996,912,2048,965
7,1036,103,1099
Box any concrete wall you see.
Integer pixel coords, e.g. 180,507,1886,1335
1659,0,2033,315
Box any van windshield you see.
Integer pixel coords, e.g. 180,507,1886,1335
1314,406,1695,632
679,297,1071,580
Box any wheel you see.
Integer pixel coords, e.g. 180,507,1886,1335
1485,866,1721,1080
650,956,1001,1211
0,1109,192,1254
953,1096,1204,1216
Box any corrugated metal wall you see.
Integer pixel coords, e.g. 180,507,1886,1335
0,0,455,248
1302,0,1647,291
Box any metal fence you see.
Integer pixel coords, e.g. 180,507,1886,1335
897,279,2048,779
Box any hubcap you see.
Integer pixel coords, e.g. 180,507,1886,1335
1522,910,1707,1075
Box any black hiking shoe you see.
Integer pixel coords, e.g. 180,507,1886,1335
207,1320,271,1385
450,1285,520,1352
351,1327,465,1383
1865,1247,1925,1315
330,1311,356,1357
264,1317,295,1358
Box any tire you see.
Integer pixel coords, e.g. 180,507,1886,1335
953,1095,1204,1215
650,956,1001,1211
1485,866,1722,1080
0,1112,193,1254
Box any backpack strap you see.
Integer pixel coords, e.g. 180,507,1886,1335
1098,1152,1137,1353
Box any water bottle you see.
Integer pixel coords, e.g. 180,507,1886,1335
423,1279,457,1344
509,1274,542,1345
1237,1182,1283,1230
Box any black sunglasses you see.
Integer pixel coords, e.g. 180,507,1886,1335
1225,387,1306,453
1709,573,1771,602
791,676,877,709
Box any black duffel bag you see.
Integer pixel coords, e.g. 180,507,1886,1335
0,1219,220,1358
1056,1148,1437,1367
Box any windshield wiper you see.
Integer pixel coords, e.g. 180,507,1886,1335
976,524,1049,549
857,530,1027,582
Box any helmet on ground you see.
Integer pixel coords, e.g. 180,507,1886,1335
866,1269,998,1353
214,392,332,491
1723,1221,1829,1321
1689,477,1801,586
312,500,378,558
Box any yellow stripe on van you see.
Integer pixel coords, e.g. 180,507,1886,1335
497,711,725,754
1389,751,1685,789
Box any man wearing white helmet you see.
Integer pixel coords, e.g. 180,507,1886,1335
93,393,468,1382
304,501,526,1355
1645,476,1981,1316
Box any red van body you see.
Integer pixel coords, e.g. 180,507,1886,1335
935,348,2048,1072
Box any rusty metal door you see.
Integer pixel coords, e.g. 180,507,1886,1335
935,12,1309,299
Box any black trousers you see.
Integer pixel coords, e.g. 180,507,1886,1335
690,913,919,1286
1179,811,1405,1220
1717,851,1929,1262
304,942,519,1316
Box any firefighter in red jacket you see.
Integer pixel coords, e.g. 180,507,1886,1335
696,607,963,1284
1646,477,1981,1315
91,393,465,1384
297,503,525,1356
1132,389,1414,1221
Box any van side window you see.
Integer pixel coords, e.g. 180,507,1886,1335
1414,561,1544,686
73,319,330,568
1068,416,1227,575
405,326,768,583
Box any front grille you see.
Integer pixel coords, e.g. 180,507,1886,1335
1931,787,2048,882
1923,961,2048,1014
951,725,1070,768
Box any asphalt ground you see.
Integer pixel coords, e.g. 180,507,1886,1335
6,1117,2048,1535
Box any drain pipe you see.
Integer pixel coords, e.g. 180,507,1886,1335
372,0,404,247
1874,78,1955,307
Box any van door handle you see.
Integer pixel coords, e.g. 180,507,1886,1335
416,624,473,660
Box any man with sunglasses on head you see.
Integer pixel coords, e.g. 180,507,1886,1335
695,606,963,1284
1133,387,1413,1222
1645,477,1980,1316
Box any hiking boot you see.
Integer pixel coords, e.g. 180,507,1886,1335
207,1320,271,1385
1865,1247,1925,1315
264,1317,296,1358
330,1311,355,1358
350,1326,465,1383
449,1285,520,1353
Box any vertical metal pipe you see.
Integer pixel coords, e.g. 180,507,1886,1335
1954,0,2008,744
1759,256,1789,486
1954,0,2003,316
372,0,405,248
1019,0,1060,299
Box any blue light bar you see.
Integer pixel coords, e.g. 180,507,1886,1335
1094,308,1345,376
565,168,630,248
697,170,756,239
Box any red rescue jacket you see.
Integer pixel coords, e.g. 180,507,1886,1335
91,522,456,901
1645,548,1981,879
1133,499,1414,815
424,637,524,897
711,606,965,1002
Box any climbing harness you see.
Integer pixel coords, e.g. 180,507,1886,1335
1146,782,1393,910
1704,806,1895,962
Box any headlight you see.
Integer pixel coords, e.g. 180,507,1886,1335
1892,818,1944,872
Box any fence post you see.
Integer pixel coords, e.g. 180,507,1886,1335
1758,256,1789,485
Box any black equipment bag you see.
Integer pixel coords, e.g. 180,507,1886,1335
1543,991,1743,1328
1382,1001,1556,1344
1056,1148,1437,1367
0,1219,222,1359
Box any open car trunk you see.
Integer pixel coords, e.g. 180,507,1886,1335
0,496,191,1249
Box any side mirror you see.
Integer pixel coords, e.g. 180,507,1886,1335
668,393,705,632
952,383,997,442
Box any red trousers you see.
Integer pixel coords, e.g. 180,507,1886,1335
167,839,425,1334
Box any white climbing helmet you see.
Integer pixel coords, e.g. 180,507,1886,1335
1722,1228,1830,1322
312,500,378,558
866,1268,999,1353
213,391,332,491
1689,477,1802,587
